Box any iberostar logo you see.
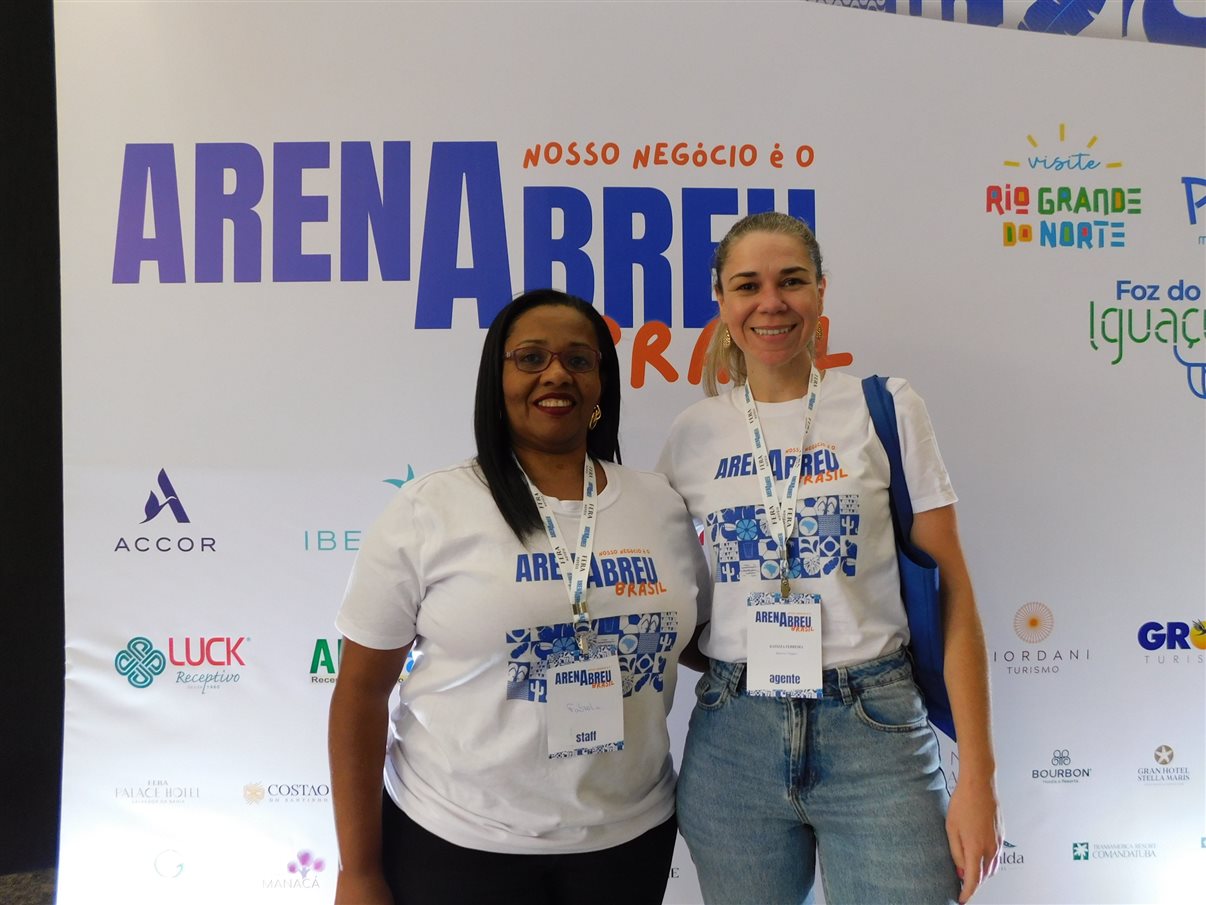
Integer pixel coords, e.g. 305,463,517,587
383,465,416,489
984,123,1140,250
141,468,190,523
115,636,167,688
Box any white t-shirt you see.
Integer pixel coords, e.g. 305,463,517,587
657,372,955,668
336,459,710,854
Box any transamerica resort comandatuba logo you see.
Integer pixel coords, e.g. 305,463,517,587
983,123,1140,251
1072,841,1157,862
114,468,216,554
992,602,1088,678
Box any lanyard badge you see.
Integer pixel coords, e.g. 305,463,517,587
740,366,821,595
521,456,600,656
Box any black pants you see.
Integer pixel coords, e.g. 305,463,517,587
381,792,677,905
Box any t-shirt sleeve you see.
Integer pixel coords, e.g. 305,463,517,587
335,489,428,650
655,417,683,491
886,378,958,514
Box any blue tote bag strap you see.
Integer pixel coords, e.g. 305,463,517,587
862,375,956,740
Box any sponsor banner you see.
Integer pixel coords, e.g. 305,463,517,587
55,3,1204,904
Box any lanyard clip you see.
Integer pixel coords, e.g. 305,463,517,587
572,613,593,657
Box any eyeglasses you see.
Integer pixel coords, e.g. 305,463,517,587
504,346,602,374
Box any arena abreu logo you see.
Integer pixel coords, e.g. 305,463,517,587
983,122,1141,251
115,634,249,693
114,469,216,554
992,602,1088,678
1136,619,1206,665
108,139,847,391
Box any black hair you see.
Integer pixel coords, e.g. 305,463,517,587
473,289,622,541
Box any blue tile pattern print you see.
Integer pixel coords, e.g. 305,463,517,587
707,494,860,583
506,611,678,704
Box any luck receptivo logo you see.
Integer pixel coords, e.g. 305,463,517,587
114,468,216,553
115,634,249,693
992,602,1088,677
1136,618,1206,665
983,122,1141,251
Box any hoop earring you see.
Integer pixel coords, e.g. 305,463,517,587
721,326,731,349
588,405,602,430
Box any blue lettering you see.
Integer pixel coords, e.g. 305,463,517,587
532,553,550,582
340,141,411,281
195,142,264,283
273,142,331,282
616,557,635,585
601,557,619,587
523,186,594,300
515,555,532,583
416,141,512,328
681,188,738,327
112,143,186,283
602,187,673,327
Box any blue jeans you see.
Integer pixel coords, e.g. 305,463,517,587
677,648,959,905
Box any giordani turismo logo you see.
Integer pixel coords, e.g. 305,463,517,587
1137,619,1206,665
992,602,1087,677
115,469,216,553
115,635,249,692
983,122,1140,250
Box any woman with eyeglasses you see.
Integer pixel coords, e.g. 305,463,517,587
329,289,710,905
658,213,1002,904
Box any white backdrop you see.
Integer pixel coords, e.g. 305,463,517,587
55,2,1205,903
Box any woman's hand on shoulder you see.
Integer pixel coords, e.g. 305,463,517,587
946,776,1002,904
